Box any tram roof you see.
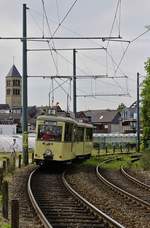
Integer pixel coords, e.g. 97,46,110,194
77,121,93,128
37,115,77,124
37,115,93,127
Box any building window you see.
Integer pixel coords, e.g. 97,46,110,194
7,89,11,95
13,89,20,95
6,80,11,86
13,80,20,86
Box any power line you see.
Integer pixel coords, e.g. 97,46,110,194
53,0,78,36
106,0,121,49
114,42,130,75
41,0,59,75
131,29,150,43
55,0,61,25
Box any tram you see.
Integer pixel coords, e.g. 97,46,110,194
34,115,93,165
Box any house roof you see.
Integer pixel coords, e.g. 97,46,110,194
0,104,10,110
83,109,120,123
6,65,21,78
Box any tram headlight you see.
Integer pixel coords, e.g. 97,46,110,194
45,149,52,156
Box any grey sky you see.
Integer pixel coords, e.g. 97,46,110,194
0,0,150,111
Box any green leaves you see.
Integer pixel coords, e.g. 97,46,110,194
141,58,150,149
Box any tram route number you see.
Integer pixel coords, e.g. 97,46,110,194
23,131,28,148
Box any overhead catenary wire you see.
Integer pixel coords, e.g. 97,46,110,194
114,42,130,75
53,0,78,36
30,1,129,100
28,1,129,99
55,0,61,25
25,2,150,106
41,0,59,76
111,28,150,77
106,0,121,49
118,0,121,37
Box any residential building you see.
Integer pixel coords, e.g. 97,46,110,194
121,102,137,133
78,109,121,133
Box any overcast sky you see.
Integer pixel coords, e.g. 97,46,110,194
0,0,150,111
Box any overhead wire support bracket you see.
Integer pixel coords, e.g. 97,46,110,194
77,93,130,97
27,74,128,79
0,36,122,41
27,47,107,52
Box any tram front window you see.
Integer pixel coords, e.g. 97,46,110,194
38,125,62,141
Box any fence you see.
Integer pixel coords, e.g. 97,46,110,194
0,152,34,227
92,133,138,156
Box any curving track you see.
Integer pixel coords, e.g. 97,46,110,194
28,167,124,228
121,167,150,191
96,166,150,209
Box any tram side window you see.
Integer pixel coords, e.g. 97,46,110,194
64,123,72,142
38,125,62,141
76,127,84,142
85,128,92,141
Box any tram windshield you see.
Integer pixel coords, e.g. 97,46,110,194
38,124,62,141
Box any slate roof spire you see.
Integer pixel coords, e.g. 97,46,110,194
6,64,21,77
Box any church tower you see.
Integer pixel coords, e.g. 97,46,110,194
6,65,22,108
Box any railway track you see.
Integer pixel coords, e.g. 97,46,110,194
96,166,150,209
121,167,150,191
28,167,124,228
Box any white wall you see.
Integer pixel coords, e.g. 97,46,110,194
0,124,16,135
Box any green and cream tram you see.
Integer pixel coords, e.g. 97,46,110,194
74,122,93,159
34,115,93,165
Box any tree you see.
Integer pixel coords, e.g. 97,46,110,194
117,103,126,112
141,58,150,148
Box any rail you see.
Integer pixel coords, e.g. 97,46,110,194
63,171,125,228
121,167,150,191
27,168,53,228
96,166,150,208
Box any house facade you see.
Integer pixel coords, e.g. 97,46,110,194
121,102,137,133
78,109,121,133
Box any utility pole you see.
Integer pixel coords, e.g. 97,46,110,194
22,4,28,165
137,72,140,152
73,49,77,117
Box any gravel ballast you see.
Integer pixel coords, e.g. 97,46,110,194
8,165,43,228
66,165,150,228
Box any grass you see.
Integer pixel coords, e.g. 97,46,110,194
86,151,150,170
79,154,133,170
92,148,136,156
100,155,131,169
79,154,131,169
131,159,143,169
0,221,11,228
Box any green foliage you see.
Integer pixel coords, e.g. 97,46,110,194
117,103,126,112
100,155,131,169
2,224,11,228
141,149,150,170
141,58,150,148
